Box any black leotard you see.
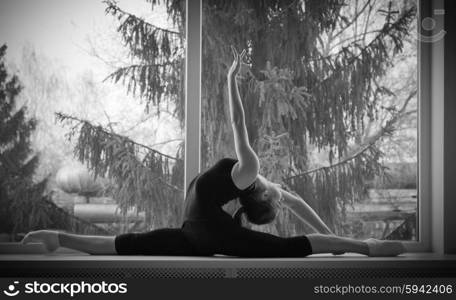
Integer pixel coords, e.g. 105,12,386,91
183,158,256,222
114,158,312,257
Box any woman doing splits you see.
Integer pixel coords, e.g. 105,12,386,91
21,47,406,257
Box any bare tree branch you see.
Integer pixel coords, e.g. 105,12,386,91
151,138,183,147
332,0,372,40
285,141,377,180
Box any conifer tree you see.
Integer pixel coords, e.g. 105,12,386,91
0,44,44,234
0,45,110,238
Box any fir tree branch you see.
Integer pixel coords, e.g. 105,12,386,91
328,29,382,52
307,5,415,71
285,88,417,181
56,112,185,228
55,112,179,161
359,89,417,145
102,62,178,83
103,0,181,36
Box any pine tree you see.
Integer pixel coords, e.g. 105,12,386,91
0,44,43,234
0,45,111,238
58,0,417,235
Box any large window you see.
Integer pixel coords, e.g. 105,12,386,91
1,0,430,250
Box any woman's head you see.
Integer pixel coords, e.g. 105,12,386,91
239,175,282,225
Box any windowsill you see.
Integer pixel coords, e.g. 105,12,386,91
1,247,456,261
1,249,455,278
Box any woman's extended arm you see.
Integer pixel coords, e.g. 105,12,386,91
227,46,259,189
280,189,334,235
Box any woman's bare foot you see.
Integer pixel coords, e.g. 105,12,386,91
21,230,60,252
364,238,405,257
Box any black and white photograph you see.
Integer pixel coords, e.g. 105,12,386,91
0,0,455,298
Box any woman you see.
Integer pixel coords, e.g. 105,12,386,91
22,47,405,257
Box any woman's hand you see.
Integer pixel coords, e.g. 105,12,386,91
228,45,246,79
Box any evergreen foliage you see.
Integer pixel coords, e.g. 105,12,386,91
56,112,184,230
0,43,43,234
103,0,185,120
0,44,109,237
58,0,417,234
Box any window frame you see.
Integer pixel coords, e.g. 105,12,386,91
184,0,442,252
427,0,445,254
184,0,202,193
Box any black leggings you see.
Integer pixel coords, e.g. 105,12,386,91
114,220,313,257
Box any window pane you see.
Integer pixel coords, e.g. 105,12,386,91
0,0,186,239
201,0,418,240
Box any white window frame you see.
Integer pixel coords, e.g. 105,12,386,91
427,0,445,254
184,0,202,192
184,0,443,253
403,0,445,253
